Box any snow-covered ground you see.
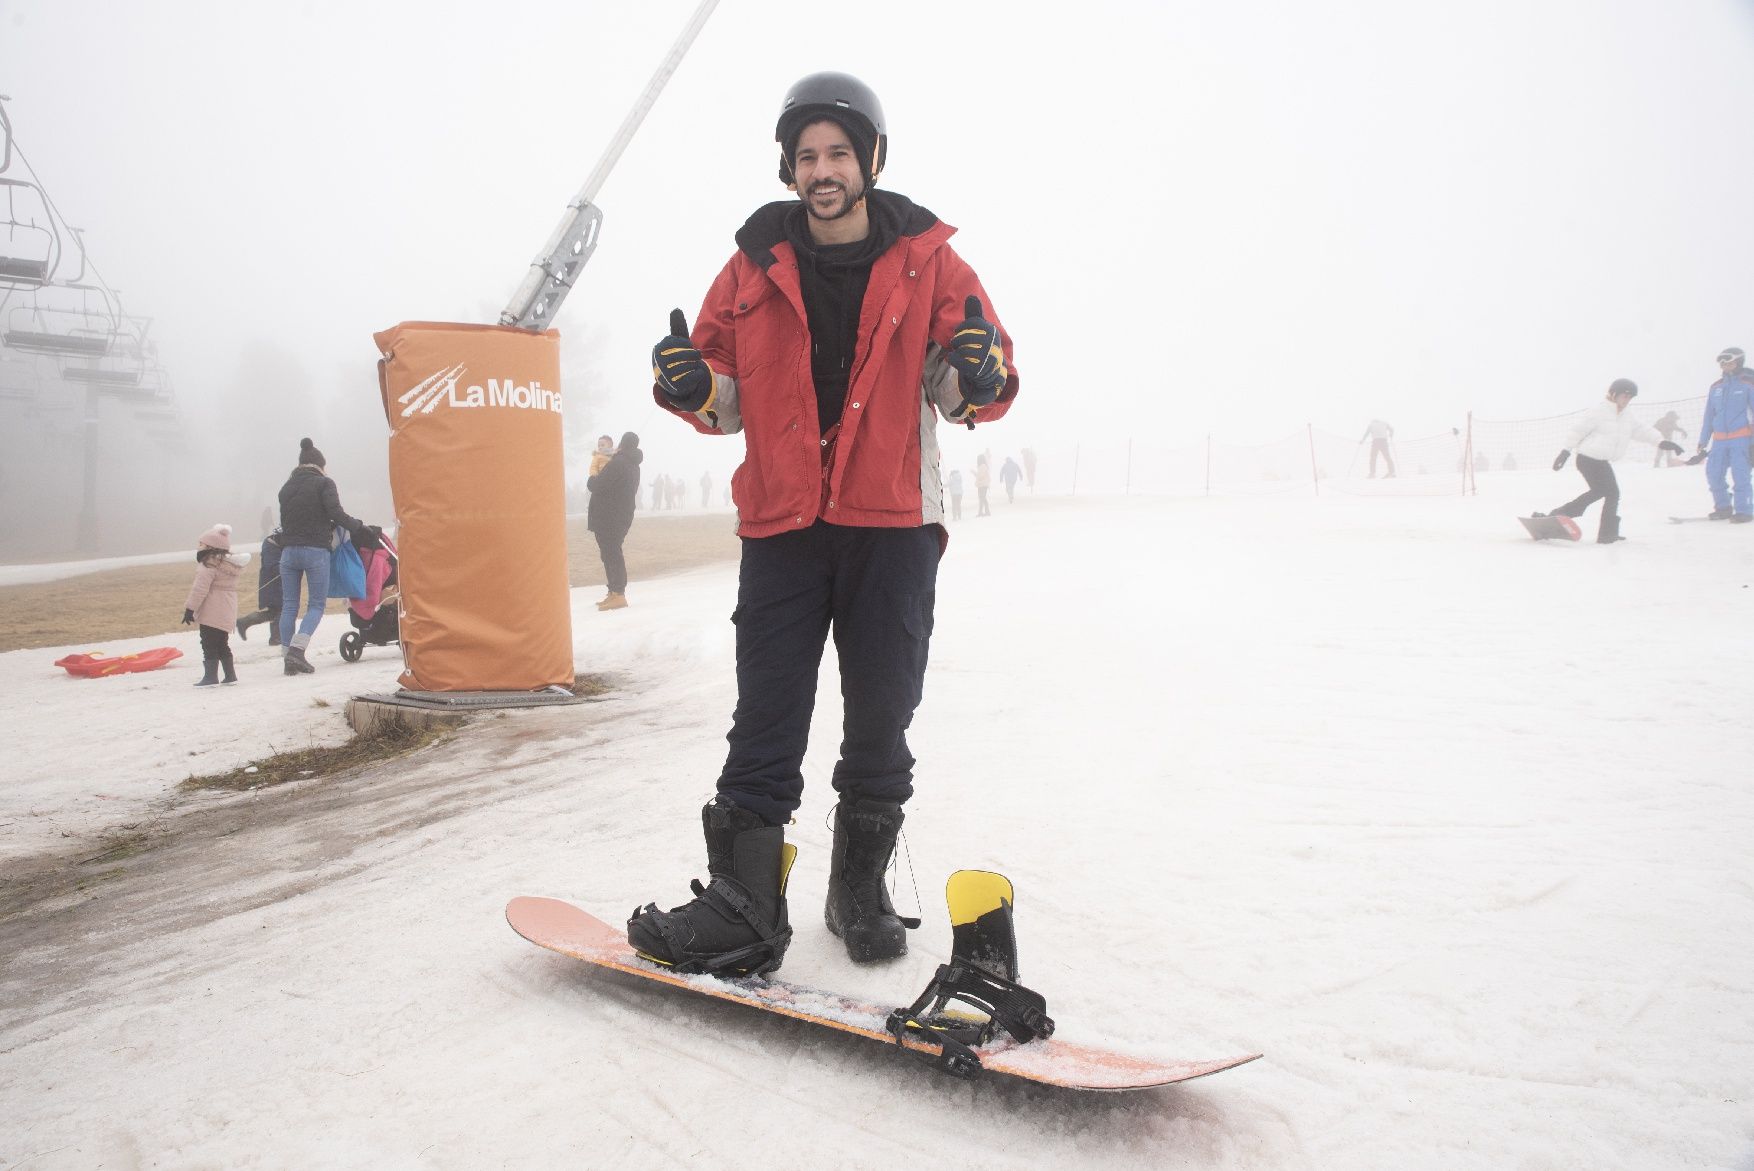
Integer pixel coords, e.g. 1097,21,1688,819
3,466,1751,1170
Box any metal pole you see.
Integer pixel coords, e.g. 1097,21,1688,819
76,384,98,552
1124,437,1133,495
1307,423,1319,497
1071,444,1080,496
500,0,721,331
1204,432,1211,496
1464,411,1475,496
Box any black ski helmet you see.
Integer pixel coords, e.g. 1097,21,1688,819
1608,378,1638,398
1718,346,1746,367
775,71,887,187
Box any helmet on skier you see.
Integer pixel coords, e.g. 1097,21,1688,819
1608,378,1638,398
1717,347,1745,368
776,72,887,188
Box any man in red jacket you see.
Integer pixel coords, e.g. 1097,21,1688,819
628,72,1018,976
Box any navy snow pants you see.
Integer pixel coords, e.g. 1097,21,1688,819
716,521,941,826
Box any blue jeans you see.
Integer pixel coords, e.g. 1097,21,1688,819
278,544,331,645
1705,438,1752,515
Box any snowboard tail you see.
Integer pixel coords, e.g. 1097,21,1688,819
1518,514,1582,541
506,878,1259,1092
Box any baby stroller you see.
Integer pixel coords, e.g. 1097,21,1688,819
339,535,400,662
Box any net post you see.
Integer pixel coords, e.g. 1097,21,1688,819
1307,423,1319,496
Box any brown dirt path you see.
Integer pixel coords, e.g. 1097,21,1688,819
0,513,739,653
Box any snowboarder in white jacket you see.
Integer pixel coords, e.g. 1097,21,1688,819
1541,379,1684,543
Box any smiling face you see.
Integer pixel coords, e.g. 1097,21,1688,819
792,118,867,226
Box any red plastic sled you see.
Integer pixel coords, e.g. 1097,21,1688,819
54,647,184,678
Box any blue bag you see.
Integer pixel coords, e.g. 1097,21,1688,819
327,527,367,600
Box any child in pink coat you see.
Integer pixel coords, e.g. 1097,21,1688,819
183,523,251,686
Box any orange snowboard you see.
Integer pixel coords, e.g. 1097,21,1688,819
505,896,1260,1092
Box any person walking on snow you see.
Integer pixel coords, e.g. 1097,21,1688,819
1696,346,1754,521
1652,411,1684,468
276,438,376,674
975,453,993,516
234,528,283,645
946,468,964,521
1538,379,1684,543
631,71,1019,976
586,431,643,610
1360,418,1396,478
182,523,250,686
1000,455,1022,503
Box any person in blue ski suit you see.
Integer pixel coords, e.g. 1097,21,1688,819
1696,346,1754,522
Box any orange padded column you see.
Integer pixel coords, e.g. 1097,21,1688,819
374,321,572,691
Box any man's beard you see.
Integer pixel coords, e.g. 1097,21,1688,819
801,176,866,222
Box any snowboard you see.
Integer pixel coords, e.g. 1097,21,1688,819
1518,514,1582,541
505,891,1260,1092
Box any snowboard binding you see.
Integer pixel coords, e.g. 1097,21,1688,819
629,873,794,978
884,870,1055,1079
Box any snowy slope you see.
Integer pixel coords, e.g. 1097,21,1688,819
2,467,1752,1170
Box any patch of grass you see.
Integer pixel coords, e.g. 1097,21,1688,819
179,719,450,794
312,697,331,708
569,672,614,698
77,827,157,866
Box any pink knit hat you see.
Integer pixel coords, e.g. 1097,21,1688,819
197,522,233,550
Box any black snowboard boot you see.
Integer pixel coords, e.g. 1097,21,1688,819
1598,514,1625,544
627,798,794,976
220,652,238,685
825,798,916,963
193,659,220,687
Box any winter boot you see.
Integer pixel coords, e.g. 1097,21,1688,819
597,592,628,611
1733,514,1753,524
1597,514,1625,544
193,659,220,687
236,612,264,641
220,652,238,685
284,633,316,675
626,798,794,975
824,798,917,963
1709,506,1733,520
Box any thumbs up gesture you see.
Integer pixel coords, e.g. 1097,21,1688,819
653,308,713,411
948,295,1007,405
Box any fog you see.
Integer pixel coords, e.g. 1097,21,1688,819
2,0,1750,558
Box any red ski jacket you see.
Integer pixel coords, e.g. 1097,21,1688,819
654,192,1018,538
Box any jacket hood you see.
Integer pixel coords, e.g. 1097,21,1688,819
734,189,942,266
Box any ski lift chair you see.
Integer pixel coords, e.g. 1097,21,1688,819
3,283,119,357
0,176,58,290
62,362,144,388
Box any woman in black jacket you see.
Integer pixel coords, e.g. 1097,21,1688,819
276,438,369,673
586,431,642,611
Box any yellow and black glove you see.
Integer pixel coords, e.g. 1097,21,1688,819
948,295,1007,406
653,309,713,412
